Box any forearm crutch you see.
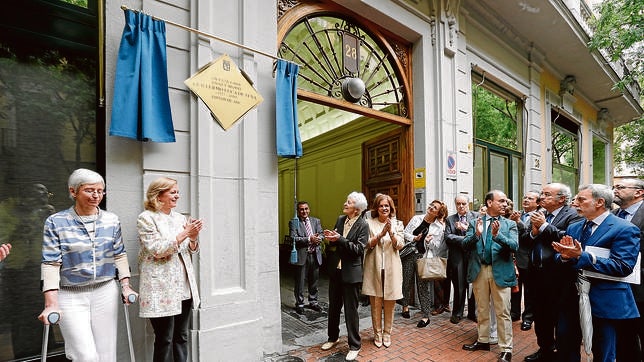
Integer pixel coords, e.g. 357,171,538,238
123,293,137,362
41,311,60,362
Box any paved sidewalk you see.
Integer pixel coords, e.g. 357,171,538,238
270,266,551,362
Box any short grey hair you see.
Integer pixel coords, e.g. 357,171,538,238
620,178,644,190
578,184,613,210
549,183,572,204
348,191,368,213
68,168,105,199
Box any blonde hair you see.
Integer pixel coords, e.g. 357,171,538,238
144,177,178,211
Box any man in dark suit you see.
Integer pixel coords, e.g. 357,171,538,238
445,195,478,324
613,178,644,361
320,192,369,362
289,201,324,314
554,183,640,362
462,190,518,362
524,183,583,362
510,191,539,330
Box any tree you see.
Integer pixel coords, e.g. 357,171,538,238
588,0,644,176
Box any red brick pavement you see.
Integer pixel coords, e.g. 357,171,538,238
287,311,543,362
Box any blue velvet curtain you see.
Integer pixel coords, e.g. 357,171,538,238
110,9,175,142
275,60,302,158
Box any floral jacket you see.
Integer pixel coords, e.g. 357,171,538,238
137,210,201,318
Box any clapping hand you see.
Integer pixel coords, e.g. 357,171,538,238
552,235,582,259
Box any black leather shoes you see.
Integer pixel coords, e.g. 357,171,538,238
467,314,477,323
462,341,490,351
450,315,462,324
308,304,322,312
524,349,554,362
401,310,410,319
498,352,512,361
416,318,430,328
521,320,533,331
295,306,305,314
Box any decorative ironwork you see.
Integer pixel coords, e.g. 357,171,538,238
277,0,301,21
279,14,408,117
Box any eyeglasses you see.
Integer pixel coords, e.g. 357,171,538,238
612,185,642,190
81,189,106,196
540,192,562,198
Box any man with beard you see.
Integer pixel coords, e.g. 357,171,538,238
524,183,582,362
462,190,518,362
613,178,644,361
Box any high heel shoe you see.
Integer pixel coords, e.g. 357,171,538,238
373,333,382,348
401,309,410,319
383,334,391,348
416,318,430,328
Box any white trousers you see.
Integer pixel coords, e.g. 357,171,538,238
58,280,119,362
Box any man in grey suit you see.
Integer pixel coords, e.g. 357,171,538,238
444,195,478,324
289,201,324,314
462,190,518,362
524,183,583,362
614,178,644,361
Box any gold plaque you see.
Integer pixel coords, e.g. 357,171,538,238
184,54,264,130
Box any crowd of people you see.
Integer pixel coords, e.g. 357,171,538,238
1,170,642,362
290,180,644,362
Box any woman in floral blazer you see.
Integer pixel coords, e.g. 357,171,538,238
137,177,203,362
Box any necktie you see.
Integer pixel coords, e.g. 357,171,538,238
460,215,467,224
617,209,629,219
483,217,495,264
580,220,594,243
305,218,315,253
546,213,554,223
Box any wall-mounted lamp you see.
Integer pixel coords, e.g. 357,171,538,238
341,77,366,103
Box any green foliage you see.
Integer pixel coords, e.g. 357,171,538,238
589,0,644,176
60,0,88,8
614,118,644,175
473,85,519,150
588,0,644,93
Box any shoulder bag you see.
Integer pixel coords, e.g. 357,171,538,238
416,249,447,280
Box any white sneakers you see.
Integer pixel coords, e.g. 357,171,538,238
320,341,359,361
345,349,360,361
320,340,339,351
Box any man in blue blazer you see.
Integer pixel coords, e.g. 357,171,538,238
462,190,518,362
553,184,640,362
289,201,324,314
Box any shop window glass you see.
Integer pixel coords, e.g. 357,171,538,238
0,41,96,361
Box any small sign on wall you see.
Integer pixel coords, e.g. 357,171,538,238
446,151,457,178
414,167,426,188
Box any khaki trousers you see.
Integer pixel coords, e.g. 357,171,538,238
472,264,513,353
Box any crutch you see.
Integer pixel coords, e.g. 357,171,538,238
123,293,137,362
41,311,60,362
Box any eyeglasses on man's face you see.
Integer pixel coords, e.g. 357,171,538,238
612,185,642,190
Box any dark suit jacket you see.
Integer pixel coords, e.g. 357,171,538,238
326,215,368,284
614,203,644,302
463,215,518,287
531,205,583,267
561,213,640,319
289,216,323,266
444,211,478,267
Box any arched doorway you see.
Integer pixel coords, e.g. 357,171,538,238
275,0,414,340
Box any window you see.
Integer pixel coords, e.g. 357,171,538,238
551,113,579,191
0,1,99,359
592,135,607,183
472,73,523,207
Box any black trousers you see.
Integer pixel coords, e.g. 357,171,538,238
616,300,644,361
327,269,361,351
510,266,534,322
294,252,320,307
149,299,193,362
447,260,467,318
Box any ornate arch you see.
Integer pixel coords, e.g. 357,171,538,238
277,1,413,128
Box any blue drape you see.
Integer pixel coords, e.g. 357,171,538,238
110,9,175,142
275,60,302,158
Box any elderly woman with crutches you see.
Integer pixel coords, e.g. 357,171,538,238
38,168,137,361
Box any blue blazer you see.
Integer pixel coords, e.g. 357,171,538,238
462,215,518,287
561,213,640,319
